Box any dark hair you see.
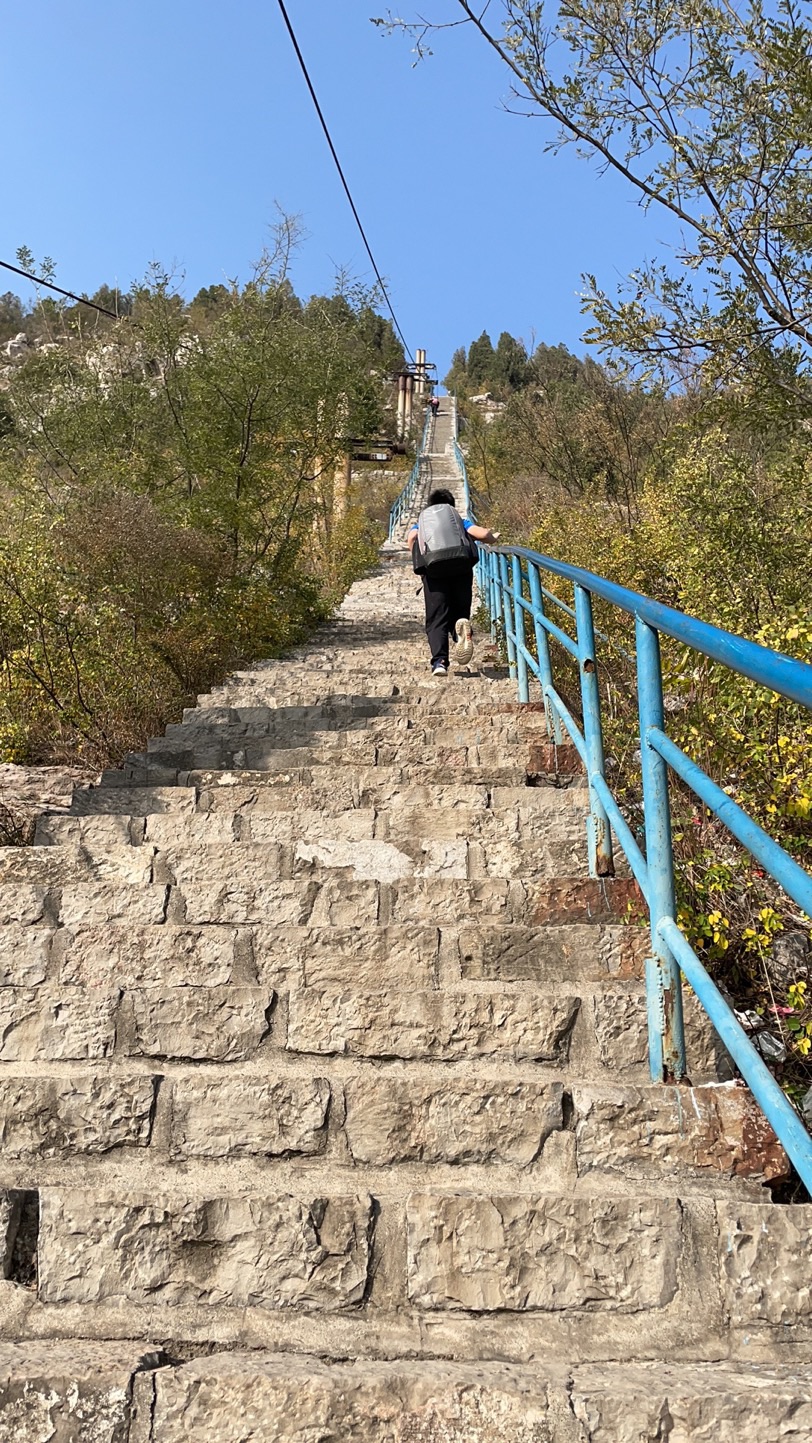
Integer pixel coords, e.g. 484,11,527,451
428,488,456,507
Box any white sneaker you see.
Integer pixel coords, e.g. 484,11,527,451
451,618,474,664
432,663,447,677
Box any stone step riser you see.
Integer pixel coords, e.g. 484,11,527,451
37,792,588,847
0,833,593,886
0,1078,776,1193
0,920,645,989
0,1189,795,1362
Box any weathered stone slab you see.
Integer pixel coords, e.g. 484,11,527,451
287,989,579,1061
124,988,271,1061
170,1077,330,1158
59,882,167,927
141,1354,551,1443
0,927,50,986
293,838,467,882
0,845,152,885
39,1191,372,1309
153,843,286,890
251,924,438,989
145,813,238,846
55,924,243,988
387,879,527,925
344,1080,563,1165
718,1203,812,1325
34,813,137,847
0,989,118,1060
175,862,379,926
70,784,195,815
570,1361,812,1441
0,1340,163,1443
0,885,48,925
407,1194,680,1312
0,1075,154,1155
246,809,377,844
455,923,645,983
574,1082,787,1182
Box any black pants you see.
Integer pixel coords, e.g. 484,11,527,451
422,569,473,667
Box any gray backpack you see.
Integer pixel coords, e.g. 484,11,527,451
412,504,477,576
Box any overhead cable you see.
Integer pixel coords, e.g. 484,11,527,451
274,0,414,363
0,258,122,320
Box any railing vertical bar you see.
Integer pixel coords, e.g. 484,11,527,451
636,615,687,1081
574,584,614,879
511,555,530,703
498,552,517,679
527,562,563,739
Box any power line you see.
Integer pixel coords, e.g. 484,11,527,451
275,0,414,364
0,259,122,320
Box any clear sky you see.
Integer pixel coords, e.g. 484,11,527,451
1,0,679,380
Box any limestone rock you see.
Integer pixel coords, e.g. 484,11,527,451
344,1079,563,1164
0,1340,162,1443
0,926,50,986
39,1191,373,1309
407,1194,680,1311
574,1082,788,1182
570,1360,812,1441
718,1203,812,1325
456,922,644,983
59,882,167,926
55,923,244,988
287,988,580,1060
139,1353,550,1443
0,1075,155,1155
169,1077,330,1158
124,987,271,1060
0,989,118,1060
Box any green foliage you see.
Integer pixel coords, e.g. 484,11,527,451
0,233,397,766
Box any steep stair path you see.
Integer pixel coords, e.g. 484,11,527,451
386,396,468,550
0,551,810,1438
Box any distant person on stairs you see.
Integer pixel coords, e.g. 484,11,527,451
407,488,500,677
429,395,440,417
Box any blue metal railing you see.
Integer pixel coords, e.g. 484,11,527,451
477,540,812,1191
387,409,433,540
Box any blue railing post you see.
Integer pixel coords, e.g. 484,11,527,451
574,584,615,878
498,552,517,679
527,561,563,743
511,555,530,703
636,615,687,1081
486,552,498,642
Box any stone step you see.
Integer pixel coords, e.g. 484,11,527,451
0,1074,778,1193
37,785,588,847
2,1188,798,1345
1,1348,809,1441
0,919,643,989
118,759,535,787
0,833,591,886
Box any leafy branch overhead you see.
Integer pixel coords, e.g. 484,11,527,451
374,0,812,396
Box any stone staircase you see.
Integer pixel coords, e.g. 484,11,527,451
0,554,811,1439
386,397,468,551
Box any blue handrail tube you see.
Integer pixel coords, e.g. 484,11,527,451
478,537,812,1192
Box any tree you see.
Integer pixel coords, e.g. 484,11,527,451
375,1,812,404
466,330,496,388
493,330,529,392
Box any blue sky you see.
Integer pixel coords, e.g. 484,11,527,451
1,0,679,379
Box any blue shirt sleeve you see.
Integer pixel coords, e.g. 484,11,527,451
462,518,474,531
